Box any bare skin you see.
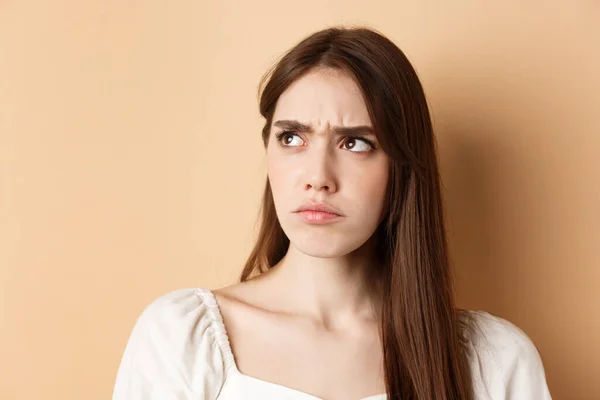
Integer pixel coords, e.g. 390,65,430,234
212,274,386,400
212,67,390,400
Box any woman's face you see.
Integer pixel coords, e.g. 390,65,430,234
266,67,390,258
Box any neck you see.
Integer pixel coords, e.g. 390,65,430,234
259,238,383,331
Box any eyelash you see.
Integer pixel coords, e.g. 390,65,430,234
274,131,377,152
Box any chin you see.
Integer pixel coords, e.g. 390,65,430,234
286,228,369,258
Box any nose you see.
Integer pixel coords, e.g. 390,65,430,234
304,143,337,193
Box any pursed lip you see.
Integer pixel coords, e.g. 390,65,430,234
293,201,343,216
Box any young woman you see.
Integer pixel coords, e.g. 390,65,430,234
112,26,552,399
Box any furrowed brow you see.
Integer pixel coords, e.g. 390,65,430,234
331,125,374,136
273,120,313,132
273,120,374,136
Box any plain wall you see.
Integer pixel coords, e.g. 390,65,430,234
1,1,598,399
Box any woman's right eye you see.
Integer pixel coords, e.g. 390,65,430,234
275,131,304,147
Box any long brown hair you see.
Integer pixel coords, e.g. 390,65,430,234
239,26,474,400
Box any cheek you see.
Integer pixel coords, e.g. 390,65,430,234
348,162,389,212
267,153,290,205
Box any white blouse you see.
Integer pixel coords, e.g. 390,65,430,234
112,288,552,399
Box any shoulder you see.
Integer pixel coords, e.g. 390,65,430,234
459,309,540,356
133,287,214,329
458,309,552,399
126,288,220,351
112,288,229,399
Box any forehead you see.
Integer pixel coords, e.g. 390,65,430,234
272,68,372,128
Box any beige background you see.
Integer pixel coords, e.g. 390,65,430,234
1,1,598,399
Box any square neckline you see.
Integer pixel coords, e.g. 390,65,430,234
196,287,388,400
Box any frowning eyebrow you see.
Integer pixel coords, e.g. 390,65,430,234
273,120,375,136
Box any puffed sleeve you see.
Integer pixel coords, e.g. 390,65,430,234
462,310,553,399
112,288,225,400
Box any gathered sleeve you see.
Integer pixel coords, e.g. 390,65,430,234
463,310,553,399
112,288,226,400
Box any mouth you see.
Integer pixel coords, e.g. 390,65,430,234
293,202,343,215
294,210,343,224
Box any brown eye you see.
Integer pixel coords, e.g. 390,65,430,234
342,136,375,153
275,131,304,147
283,134,294,145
